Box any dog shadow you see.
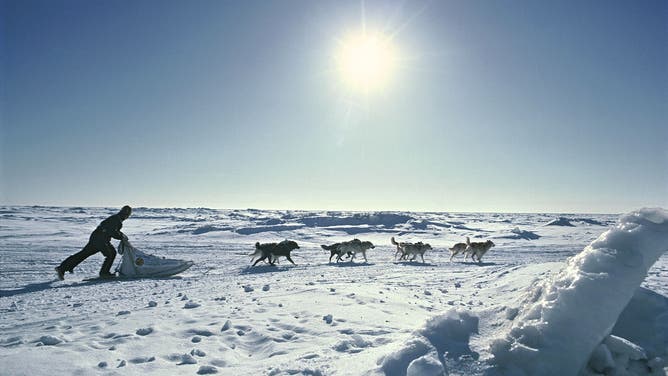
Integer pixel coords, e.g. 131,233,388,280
328,262,375,268
241,265,293,275
453,261,497,267
392,261,437,267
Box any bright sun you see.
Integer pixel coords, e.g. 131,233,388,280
335,31,398,92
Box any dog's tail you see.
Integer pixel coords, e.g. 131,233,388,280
321,244,335,251
465,236,471,246
391,237,398,246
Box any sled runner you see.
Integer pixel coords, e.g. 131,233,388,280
115,239,194,278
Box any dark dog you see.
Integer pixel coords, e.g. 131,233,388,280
321,242,353,263
337,239,375,262
465,237,495,263
252,240,300,266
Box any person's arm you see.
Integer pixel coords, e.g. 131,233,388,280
100,215,124,240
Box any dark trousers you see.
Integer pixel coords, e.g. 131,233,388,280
59,232,117,274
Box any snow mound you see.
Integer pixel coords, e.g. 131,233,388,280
192,225,232,235
236,224,304,235
497,227,541,240
377,309,478,375
299,213,412,228
582,334,665,375
573,217,608,226
611,287,668,359
545,217,575,226
35,335,61,346
490,208,668,376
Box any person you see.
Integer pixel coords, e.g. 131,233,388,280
55,205,132,280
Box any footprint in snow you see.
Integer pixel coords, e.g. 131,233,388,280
188,329,214,337
136,327,153,336
178,354,197,365
129,356,155,364
191,348,206,357
35,335,62,346
197,365,218,374
184,301,201,309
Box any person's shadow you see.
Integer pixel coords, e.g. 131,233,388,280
0,278,121,298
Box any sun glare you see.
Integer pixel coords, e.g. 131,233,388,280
335,31,398,92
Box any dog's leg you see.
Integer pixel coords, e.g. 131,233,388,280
286,255,296,265
362,251,367,262
253,255,266,266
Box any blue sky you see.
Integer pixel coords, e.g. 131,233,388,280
1,0,666,213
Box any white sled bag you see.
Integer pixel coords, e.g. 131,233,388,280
117,239,194,278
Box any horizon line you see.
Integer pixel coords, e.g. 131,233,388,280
0,203,628,216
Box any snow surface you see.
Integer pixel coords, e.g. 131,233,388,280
489,208,668,376
1,206,666,375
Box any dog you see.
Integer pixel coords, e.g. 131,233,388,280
448,239,469,261
465,237,495,263
251,240,300,266
401,241,432,263
391,237,431,263
390,237,411,260
321,242,353,263
336,239,375,262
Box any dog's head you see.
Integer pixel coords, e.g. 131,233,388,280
361,241,375,249
423,243,433,251
280,240,299,250
486,240,495,248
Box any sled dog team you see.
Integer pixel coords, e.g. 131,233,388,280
250,236,495,266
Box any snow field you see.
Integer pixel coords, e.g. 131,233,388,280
1,207,666,375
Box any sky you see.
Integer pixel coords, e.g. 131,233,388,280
1,0,667,213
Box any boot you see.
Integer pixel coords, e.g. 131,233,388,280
55,266,64,281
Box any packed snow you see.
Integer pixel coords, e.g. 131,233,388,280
0,206,666,375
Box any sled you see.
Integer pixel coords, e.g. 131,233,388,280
115,239,194,278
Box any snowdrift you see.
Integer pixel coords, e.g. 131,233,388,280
490,208,668,375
